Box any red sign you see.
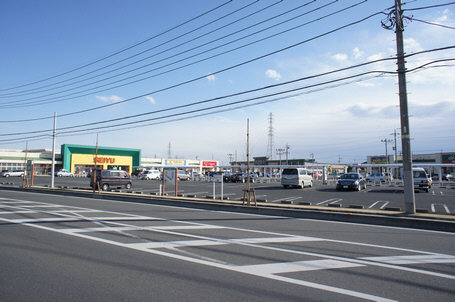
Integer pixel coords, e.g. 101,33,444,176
202,161,217,167
94,157,115,164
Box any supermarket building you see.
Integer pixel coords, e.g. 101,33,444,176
0,144,218,175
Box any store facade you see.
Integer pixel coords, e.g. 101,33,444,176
61,144,141,175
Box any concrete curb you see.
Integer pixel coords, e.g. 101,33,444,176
1,185,454,232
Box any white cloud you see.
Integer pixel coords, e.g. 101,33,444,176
331,53,348,62
145,95,156,104
367,53,384,61
206,74,216,81
403,38,423,53
265,69,281,81
353,47,364,59
96,95,123,103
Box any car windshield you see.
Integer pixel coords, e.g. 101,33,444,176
414,171,427,178
282,169,297,175
341,174,360,180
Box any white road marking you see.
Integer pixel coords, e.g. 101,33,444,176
361,254,455,265
317,198,342,205
431,203,451,214
127,240,225,249
231,236,324,244
184,191,209,195
235,259,364,274
7,189,455,235
368,200,390,209
1,198,455,301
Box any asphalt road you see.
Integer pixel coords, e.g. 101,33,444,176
2,176,454,215
0,190,454,301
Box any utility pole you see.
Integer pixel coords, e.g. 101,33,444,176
382,0,415,213
267,113,274,159
227,153,233,164
391,128,400,178
276,148,285,166
285,143,290,165
381,138,393,164
51,112,57,188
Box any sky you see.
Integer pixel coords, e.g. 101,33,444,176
1,0,454,164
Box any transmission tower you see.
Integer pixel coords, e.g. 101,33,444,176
267,113,274,159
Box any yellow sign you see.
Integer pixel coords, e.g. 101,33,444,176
166,159,185,165
71,154,133,173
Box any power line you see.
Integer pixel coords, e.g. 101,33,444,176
2,57,451,142
402,1,455,11
0,0,234,92
0,0,267,97
404,16,455,30
1,45,453,125
0,2,383,116
0,0,350,107
0,73,385,144
1,45,453,131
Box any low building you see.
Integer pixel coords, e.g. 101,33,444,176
0,144,218,175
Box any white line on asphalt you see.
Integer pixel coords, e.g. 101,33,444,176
361,254,455,265
431,203,450,214
0,212,398,301
184,191,209,195
368,200,390,209
235,259,365,274
4,190,455,235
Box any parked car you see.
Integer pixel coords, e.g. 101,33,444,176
55,169,74,177
90,169,132,191
140,170,161,180
413,167,431,192
281,168,313,189
0,170,24,177
177,170,190,181
442,173,453,181
336,173,367,191
366,173,385,183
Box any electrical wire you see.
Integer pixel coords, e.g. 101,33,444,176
404,16,455,30
403,1,455,11
0,0,234,92
0,73,387,144
1,45,453,124
0,0,268,97
0,2,380,111
0,0,353,107
1,57,452,142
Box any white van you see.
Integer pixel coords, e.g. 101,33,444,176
281,168,313,189
413,167,431,192
141,170,161,180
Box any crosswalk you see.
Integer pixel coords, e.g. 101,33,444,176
1,197,454,301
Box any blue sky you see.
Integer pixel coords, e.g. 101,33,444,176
1,0,454,164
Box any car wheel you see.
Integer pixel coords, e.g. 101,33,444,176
125,183,132,189
283,185,288,189
5,175,9,177
301,182,305,189
309,181,313,188
102,183,109,191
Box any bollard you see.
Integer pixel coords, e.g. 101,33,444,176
212,182,216,200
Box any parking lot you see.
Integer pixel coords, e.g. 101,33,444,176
1,175,454,215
